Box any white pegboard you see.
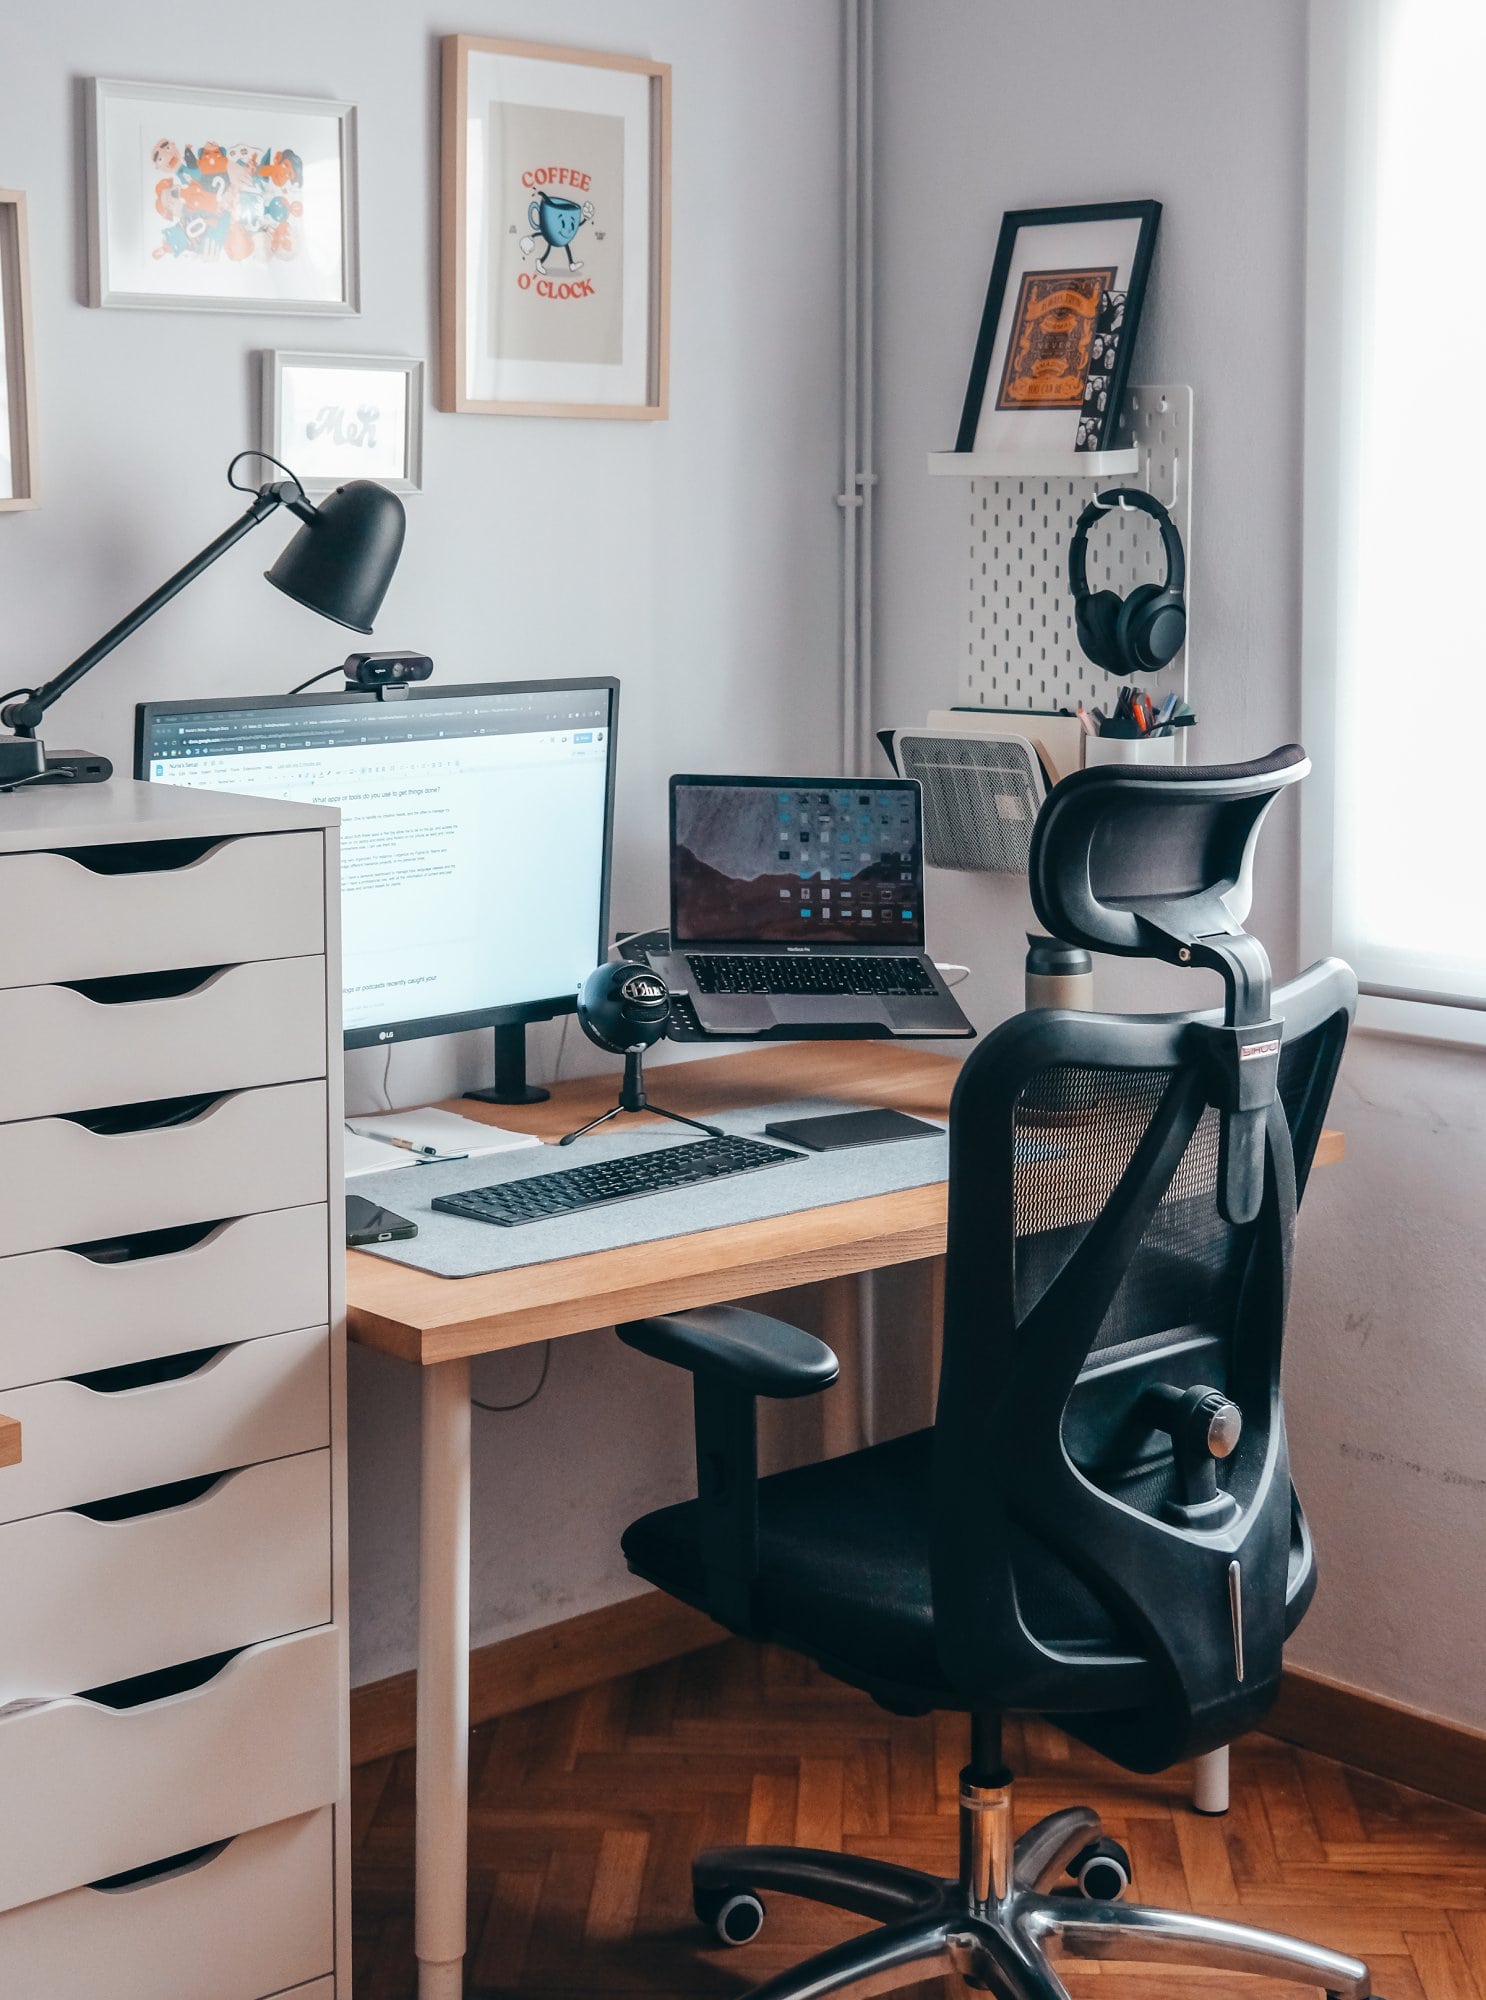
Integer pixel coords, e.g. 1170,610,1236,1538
958,384,1192,720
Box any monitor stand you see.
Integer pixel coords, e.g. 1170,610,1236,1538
464,1022,550,1107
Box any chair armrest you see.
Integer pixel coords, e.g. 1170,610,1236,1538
618,1305,838,1399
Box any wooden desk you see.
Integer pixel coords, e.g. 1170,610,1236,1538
346,1042,1342,2000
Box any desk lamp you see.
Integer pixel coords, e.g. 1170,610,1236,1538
0,451,406,791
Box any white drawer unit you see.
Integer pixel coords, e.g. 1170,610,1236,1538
0,1080,329,1258
0,956,327,1121
0,1204,330,1390
0,1627,342,1916
0,1323,330,1525
0,829,326,988
0,1806,334,2000
0,783,349,1994
0,1451,332,1699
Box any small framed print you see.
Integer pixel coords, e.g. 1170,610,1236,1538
440,34,670,418
956,201,1160,455
263,351,424,494
87,77,359,314
0,190,38,511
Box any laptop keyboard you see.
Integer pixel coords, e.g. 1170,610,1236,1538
687,954,936,998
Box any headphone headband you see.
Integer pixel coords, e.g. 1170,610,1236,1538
1068,486,1186,597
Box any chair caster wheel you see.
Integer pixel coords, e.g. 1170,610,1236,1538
1068,1838,1131,1901
695,1885,766,1946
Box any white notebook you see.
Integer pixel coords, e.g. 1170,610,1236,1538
345,1108,543,1178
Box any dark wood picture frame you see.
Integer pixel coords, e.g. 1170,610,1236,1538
955,200,1161,454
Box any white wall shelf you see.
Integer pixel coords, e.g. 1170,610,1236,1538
928,445,1140,480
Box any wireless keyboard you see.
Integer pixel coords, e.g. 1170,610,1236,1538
430,1132,803,1227
687,954,936,997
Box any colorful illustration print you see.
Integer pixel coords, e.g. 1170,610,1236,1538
996,266,1116,412
151,138,305,264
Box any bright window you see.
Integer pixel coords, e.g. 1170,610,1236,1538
1306,0,1486,1012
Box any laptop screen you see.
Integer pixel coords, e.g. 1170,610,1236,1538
670,776,925,946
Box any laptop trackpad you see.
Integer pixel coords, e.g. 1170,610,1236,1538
770,994,884,1026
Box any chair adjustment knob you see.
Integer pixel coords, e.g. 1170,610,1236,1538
1143,1383,1243,1526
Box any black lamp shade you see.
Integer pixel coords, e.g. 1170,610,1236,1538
265,480,406,634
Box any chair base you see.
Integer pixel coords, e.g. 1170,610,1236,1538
691,1776,1374,2000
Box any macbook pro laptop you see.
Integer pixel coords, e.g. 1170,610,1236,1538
651,774,974,1039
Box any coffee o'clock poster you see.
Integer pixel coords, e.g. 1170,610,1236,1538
441,37,670,419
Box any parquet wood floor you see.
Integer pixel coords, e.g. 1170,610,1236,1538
351,1638,1486,2000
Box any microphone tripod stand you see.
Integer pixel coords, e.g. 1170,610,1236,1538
559,1045,725,1147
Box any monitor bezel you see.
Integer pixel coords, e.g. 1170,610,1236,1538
668,771,925,949
135,677,619,1050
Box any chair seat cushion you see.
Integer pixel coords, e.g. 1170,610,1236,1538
623,1429,1140,1702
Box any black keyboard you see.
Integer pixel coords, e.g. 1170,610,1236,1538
430,1133,802,1228
687,954,935,998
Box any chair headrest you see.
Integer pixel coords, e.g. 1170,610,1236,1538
1029,744,1308,1010
1029,746,1310,1227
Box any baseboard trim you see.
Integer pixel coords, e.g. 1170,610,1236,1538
1266,1665,1486,1815
350,1590,726,1767
352,1600,1486,1817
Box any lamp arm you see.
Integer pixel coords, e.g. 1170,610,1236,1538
1,483,309,737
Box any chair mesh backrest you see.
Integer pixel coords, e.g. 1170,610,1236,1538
1009,1022,1339,1510
931,967,1353,1766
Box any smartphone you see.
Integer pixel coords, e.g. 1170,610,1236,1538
346,1194,418,1247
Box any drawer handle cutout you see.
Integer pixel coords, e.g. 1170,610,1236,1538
74,1471,225,1520
70,1218,224,1264
62,965,226,1005
67,1091,223,1135
89,1838,232,1894
54,836,224,875
72,1346,223,1394
82,1646,242,1711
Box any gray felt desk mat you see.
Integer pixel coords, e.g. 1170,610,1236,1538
352,1097,949,1279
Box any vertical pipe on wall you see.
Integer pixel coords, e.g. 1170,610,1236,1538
857,0,877,775
839,0,862,772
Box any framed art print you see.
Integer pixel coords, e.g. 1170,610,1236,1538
263,351,424,494
87,78,359,313
955,201,1160,454
0,190,38,510
440,35,670,418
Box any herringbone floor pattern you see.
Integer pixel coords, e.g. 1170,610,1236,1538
351,1639,1486,2000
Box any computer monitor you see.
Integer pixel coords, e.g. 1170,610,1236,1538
135,679,618,1094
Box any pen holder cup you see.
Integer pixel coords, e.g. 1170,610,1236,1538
1082,732,1179,768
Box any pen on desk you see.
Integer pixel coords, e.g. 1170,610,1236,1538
359,1130,451,1160
1076,701,1096,736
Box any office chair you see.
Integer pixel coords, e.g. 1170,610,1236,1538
616,746,1376,2000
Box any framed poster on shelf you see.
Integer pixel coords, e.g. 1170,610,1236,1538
440,34,670,418
955,201,1160,455
87,77,359,314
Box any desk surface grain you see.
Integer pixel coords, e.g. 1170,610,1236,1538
346,1042,1343,1367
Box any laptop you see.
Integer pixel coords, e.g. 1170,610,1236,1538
650,774,975,1039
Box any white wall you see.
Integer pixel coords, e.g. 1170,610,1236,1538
872,0,1486,1731
0,0,845,1684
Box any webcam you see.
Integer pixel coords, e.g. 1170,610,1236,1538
343,651,434,691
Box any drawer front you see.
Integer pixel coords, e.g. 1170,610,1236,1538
0,833,325,989
0,1806,333,2000
0,1626,341,1915
0,959,327,1123
0,1452,331,1702
0,1324,329,1527
0,1081,328,1257
0,1206,329,1393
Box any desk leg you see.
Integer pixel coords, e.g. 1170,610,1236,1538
416,1357,471,2000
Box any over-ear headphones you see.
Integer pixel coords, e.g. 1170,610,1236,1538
575,961,672,1055
1068,487,1187,676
